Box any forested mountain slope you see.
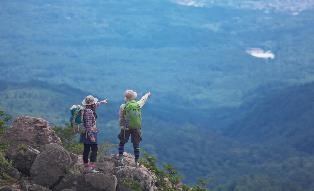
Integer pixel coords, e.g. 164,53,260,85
223,83,314,154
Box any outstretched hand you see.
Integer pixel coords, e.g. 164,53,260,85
100,99,108,104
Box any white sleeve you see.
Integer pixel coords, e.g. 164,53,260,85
137,93,150,108
118,104,125,126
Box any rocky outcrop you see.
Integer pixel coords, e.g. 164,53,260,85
2,116,159,191
54,154,157,191
4,116,61,175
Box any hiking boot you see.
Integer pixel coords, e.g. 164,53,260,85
118,155,124,166
135,160,140,168
89,162,96,169
84,166,100,173
89,168,100,173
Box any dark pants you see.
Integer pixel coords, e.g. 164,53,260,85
83,144,98,163
118,129,142,161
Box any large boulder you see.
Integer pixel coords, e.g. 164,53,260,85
54,173,117,191
4,116,61,175
30,143,72,189
116,166,157,191
79,173,117,191
5,116,61,150
113,153,157,191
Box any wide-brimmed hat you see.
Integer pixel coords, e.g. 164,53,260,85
82,95,98,105
124,90,137,100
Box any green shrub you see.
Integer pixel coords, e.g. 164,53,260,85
0,109,11,153
140,152,209,191
53,124,83,155
0,152,16,186
0,110,11,129
187,178,212,191
0,109,15,186
54,124,77,145
97,142,117,161
0,108,10,154
0,152,12,176
163,164,182,185
65,143,84,155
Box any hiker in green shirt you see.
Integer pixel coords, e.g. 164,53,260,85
118,90,151,166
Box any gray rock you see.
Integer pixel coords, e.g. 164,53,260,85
7,146,40,176
5,116,61,151
96,156,115,175
54,173,117,191
52,173,80,191
69,153,78,166
4,116,61,175
0,187,22,191
116,166,157,191
82,173,117,191
28,184,51,191
112,153,135,167
20,178,51,191
0,186,13,191
30,143,72,188
113,154,157,191
7,166,21,180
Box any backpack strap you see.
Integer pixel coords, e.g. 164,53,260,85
71,109,80,126
80,108,85,124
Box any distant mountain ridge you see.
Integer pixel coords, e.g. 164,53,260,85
223,82,314,154
174,0,314,13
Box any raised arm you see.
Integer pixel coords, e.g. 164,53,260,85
95,99,108,108
137,92,151,108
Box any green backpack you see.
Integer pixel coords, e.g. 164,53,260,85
124,100,142,129
70,105,84,125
